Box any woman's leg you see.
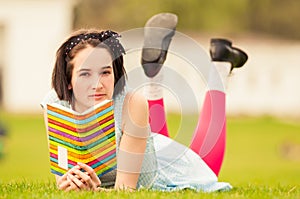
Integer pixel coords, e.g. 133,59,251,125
189,63,230,176
190,39,248,176
144,71,170,137
141,13,177,137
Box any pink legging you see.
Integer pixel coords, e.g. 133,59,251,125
148,90,226,176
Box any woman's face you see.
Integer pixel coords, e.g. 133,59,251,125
69,46,114,112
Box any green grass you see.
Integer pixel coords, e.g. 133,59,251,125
0,112,299,198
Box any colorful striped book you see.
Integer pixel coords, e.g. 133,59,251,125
46,100,116,178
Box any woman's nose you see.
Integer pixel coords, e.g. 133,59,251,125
93,77,103,90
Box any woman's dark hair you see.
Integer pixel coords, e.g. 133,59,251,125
52,29,127,103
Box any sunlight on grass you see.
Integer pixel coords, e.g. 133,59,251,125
0,111,299,198
0,112,53,181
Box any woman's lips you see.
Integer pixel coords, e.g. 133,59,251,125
90,94,105,100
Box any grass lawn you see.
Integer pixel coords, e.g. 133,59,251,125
0,111,299,198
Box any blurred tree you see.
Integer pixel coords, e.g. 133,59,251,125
73,0,248,33
72,0,300,40
73,0,118,29
247,0,300,39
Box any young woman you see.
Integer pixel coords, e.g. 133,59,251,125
41,13,247,192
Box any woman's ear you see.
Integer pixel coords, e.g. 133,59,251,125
68,84,72,90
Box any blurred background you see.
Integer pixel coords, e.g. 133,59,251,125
0,0,299,187
0,0,300,116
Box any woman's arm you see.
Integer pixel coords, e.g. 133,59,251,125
115,92,149,190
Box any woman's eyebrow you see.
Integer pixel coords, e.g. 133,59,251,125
77,68,91,72
76,66,112,73
102,66,112,69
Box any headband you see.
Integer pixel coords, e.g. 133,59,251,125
64,30,125,57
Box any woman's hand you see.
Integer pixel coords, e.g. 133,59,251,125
56,163,101,191
56,165,83,191
76,162,102,190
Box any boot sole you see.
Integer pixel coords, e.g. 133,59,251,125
141,13,178,76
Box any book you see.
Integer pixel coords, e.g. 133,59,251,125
46,99,117,178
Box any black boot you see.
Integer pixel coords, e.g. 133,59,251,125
141,13,178,78
210,38,248,72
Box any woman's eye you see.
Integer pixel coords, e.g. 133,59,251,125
79,72,90,77
101,70,111,75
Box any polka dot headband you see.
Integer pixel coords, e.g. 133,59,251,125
65,30,125,57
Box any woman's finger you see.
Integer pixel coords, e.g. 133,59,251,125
67,173,88,190
68,167,92,190
57,173,68,185
65,179,80,192
56,166,85,191
68,165,81,173
87,170,101,187
58,180,70,190
72,168,94,189
77,162,93,173
77,162,101,188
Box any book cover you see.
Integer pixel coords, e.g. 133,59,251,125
46,100,117,178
